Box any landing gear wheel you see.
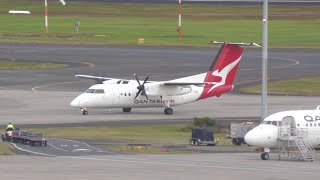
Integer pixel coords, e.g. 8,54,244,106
232,138,242,146
81,109,88,115
194,140,199,146
164,108,173,115
123,108,132,112
261,152,270,160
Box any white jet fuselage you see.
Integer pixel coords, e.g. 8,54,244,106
245,110,320,149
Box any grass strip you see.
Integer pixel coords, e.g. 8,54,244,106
0,62,67,70
27,124,231,145
0,142,15,155
239,77,320,96
0,1,319,47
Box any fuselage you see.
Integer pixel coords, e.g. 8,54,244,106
244,109,320,149
70,83,205,108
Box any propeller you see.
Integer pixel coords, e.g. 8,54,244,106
134,74,149,100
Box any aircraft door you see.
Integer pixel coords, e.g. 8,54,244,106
281,116,296,137
112,86,120,105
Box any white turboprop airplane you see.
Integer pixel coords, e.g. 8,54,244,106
70,41,260,115
245,106,320,160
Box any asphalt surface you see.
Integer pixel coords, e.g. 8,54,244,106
1,42,320,179
0,43,320,125
1,153,320,180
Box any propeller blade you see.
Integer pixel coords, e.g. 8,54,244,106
134,89,142,99
134,74,141,86
143,76,149,85
143,91,149,100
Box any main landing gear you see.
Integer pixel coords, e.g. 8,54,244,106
261,148,270,160
163,100,173,115
164,108,173,115
81,108,88,115
123,108,132,112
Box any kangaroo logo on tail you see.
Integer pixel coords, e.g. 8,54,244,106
200,43,244,99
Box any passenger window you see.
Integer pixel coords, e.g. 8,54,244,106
315,123,317,127
95,89,104,94
124,93,127,96
121,93,123,96
85,89,95,93
306,123,308,127
310,123,313,127
318,123,320,126
297,123,300,127
129,93,131,96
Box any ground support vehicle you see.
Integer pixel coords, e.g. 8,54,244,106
189,127,215,146
25,132,47,146
5,130,47,146
229,122,258,145
1,130,13,142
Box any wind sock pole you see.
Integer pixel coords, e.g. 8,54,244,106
178,0,182,38
44,0,48,33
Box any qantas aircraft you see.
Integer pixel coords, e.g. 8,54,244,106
245,106,320,160
70,41,260,115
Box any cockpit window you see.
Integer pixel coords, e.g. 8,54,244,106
95,89,105,94
85,89,95,93
85,89,105,94
262,121,279,126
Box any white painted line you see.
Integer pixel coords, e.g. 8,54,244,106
48,143,69,152
10,143,56,157
48,138,117,154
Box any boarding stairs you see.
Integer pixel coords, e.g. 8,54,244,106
278,128,315,161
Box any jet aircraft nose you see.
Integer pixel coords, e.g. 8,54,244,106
244,124,278,148
244,128,258,147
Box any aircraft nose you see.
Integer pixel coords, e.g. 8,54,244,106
70,98,80,107
244,129,258,147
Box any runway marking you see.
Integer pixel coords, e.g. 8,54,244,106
48,138,117,154
0,56,96,69
239,56,300,71
65,156,320,176
10,143,56,157
48,143,69,152
32,80,88,92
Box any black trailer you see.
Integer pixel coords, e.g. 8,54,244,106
189,127,215,146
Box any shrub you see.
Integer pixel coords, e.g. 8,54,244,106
193,117,216,127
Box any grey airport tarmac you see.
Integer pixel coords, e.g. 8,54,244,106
2,0,320,176
1,42,320,179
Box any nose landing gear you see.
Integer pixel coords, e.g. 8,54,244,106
81,108,88,115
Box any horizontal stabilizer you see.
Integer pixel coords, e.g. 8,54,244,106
210,41,261,47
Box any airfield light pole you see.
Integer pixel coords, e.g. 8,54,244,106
261,0,268,121
44,0,66,34
178,0,182,38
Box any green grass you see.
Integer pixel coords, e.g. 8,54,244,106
27,124,229,144
0,142,15,155
0,62,67,70
100,144,193,154
240,77,320,96
0,1,319,47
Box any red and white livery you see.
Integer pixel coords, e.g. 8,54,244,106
70,41,260,115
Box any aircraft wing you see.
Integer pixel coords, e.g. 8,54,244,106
160,82,207,86
75,75,113,81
